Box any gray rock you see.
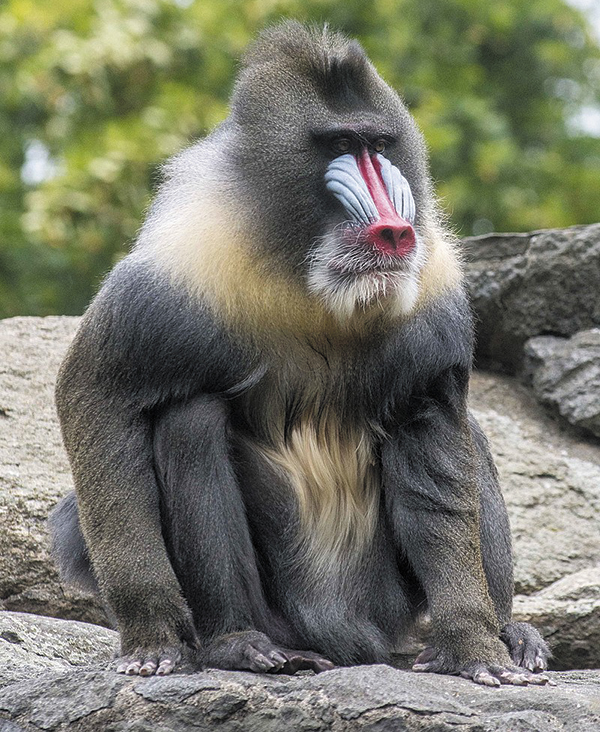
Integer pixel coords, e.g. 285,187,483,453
470,371,600,606
524,329,600,438
0,611,117,689
0,671,126,730
0,317,106,626
464,224,600,371
0,612,599,732
0,721,26,731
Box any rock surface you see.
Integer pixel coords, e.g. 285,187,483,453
469,371,600,599
523,329,600,438
1,317,599,670
469,372,600,670
0,317,106,627
464,224,600,371
0,611,116,688
1,611,599,732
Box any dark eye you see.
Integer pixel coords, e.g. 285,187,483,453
373,139,386,153
332,138,352,154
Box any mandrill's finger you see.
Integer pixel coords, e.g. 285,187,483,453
156,658,176,676
534,652,549,672
125,661,143,676
413,659,444,673
278,650,334,675
139,659,158,677
269,651,288,668
250,652,277,672
469,669,501,687
498,670,528,685
309,657,335,673
525,673,554,686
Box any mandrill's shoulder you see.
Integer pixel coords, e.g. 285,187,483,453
371,285,474,410
399,285,474,368
61,254,258,407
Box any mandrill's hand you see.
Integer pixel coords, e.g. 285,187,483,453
412,643,553,687
116,641,185,677
114,603,200,677
500,621,550,672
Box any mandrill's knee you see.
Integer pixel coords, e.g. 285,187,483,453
156,395,230,443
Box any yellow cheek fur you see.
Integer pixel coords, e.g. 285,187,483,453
416,218,463,308
146,192,462,338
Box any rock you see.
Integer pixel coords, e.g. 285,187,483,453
463,224,600,371
514,568,600,672
470,372,600,600
1,612,599,732
0,611,117,688
0,317,106,626
523,330,600,438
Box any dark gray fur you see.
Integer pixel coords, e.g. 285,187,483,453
50,22,549,681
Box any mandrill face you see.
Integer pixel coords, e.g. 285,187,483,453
325,148,416,254
308,134,426,318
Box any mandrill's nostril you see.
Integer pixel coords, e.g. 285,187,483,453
395,226,416,250
380,228,394,244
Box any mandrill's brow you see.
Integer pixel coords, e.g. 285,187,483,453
311,126,397,148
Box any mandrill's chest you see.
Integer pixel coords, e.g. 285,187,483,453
233,333,377,444
231,340,383,561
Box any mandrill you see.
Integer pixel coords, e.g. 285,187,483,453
50,22,550,686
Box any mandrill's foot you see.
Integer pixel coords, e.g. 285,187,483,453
500,621,551,672
115,643,184,676
201,630,335,675
413,646,553,687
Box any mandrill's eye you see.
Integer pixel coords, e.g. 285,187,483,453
332,138,352,154
373,139,386,153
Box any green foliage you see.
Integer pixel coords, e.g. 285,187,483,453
1,0,599,315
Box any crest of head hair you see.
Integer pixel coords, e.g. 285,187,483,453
242,21,371,104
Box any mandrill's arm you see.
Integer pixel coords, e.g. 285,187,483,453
54,257,252,674
381,364,541,686
56,365,198,673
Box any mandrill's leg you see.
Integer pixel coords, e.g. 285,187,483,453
151,394,333,676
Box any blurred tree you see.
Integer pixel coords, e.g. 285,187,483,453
0,0,598,315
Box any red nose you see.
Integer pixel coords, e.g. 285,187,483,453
356,149,416,256
365,216,416,256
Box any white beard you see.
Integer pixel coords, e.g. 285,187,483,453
307,229,427,321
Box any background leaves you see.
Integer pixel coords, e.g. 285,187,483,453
1,0,599,316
